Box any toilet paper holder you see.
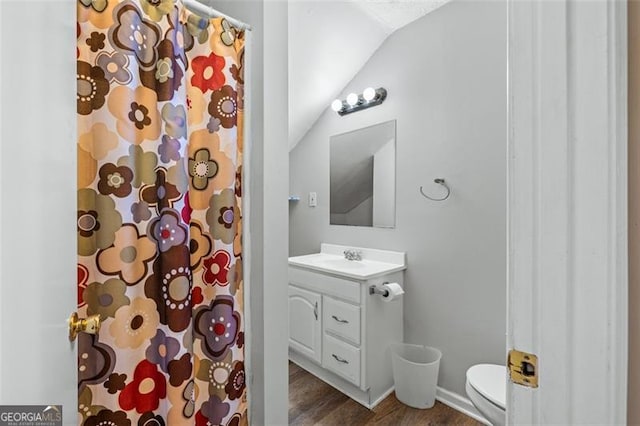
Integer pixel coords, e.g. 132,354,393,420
369,282,390,297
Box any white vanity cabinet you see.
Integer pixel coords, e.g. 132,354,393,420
288,244,407,409
288,285,322,363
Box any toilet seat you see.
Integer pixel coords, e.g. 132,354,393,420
466,364,506,410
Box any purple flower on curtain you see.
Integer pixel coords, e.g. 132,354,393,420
158,135,181,163
108,3,161,69
131,201,152,224
193,295,240,359
96,51,132,84
161,103,187,139
146,330,180,373
198,396,230,426
207,117,221,133
147,209,188,253
165,6,194,68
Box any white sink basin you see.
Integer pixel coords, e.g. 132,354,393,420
318,258,367,269
288,244,406,280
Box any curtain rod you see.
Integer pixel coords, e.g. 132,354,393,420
182,0,253,31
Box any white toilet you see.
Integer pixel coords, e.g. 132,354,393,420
465,364,506,426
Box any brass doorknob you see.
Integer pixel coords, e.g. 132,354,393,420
68,312,101,341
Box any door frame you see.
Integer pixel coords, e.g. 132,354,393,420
507,0,628,423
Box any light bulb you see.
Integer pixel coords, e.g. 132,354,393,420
363,87,376,101
331,99,343,112
346,93,359,106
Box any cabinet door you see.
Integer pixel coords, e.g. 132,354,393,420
288,285,322,363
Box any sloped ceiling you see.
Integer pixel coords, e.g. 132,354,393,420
288,0,451,151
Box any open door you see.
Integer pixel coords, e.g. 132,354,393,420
507,1,628,423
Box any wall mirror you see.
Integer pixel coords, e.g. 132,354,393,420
330,120,396,227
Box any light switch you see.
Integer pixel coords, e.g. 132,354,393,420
309,192,317,207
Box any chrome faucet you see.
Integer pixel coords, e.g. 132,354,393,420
343,249,362,261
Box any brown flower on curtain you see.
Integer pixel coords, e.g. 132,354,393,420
77,0,246,424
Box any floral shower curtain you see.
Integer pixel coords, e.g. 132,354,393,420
76,0,246,424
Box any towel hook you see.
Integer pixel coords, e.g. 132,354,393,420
419,178,451,201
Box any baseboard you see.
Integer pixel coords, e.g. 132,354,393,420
368,386,395,409
436,386,490,425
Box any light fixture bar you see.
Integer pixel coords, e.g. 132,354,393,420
331,87,387,116
332,87,387,116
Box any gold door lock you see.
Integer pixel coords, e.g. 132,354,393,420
508,349,538,388
68,312,101,341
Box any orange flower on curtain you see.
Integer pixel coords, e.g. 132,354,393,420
77,0,247,424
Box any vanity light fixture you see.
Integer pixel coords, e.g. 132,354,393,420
346,93,359,106
331,87,387,116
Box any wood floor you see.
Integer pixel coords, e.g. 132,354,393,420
289,362,483,426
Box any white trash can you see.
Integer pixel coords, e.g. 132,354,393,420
390,343,442,409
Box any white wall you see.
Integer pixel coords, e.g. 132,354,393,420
212,1,289,423
289,0,506,397
261,1,289,424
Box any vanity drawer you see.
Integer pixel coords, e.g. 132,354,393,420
322,334,361,386
323,296,361,345
289,267,361,304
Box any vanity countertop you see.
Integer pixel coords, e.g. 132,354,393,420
288,244,406,280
